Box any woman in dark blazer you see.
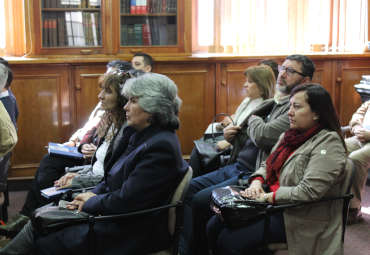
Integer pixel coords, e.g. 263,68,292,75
0,73,188,255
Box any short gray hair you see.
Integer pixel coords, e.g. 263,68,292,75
122,73,182,130
0,64,8,90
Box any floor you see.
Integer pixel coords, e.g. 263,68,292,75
5,185,370,255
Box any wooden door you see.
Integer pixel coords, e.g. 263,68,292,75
9,64,72,177
155,62,216,155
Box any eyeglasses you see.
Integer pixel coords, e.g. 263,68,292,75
278,65,306,77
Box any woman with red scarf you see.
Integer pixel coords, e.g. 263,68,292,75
207,84,347,255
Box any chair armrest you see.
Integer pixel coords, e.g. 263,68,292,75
93,201,183,223
267,194,354,213
71,186,96,193
341,125,351,134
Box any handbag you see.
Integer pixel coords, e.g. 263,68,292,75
210,185,270,228
31,201,91,235
193,113,234,171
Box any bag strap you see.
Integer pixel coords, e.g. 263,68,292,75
210,113,235,142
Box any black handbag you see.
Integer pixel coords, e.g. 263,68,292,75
31,202,91,235
193,113,234,171
210,185,270,228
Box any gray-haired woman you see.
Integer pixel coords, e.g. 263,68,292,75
0,73,188,255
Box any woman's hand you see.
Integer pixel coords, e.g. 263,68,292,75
63,141,76,147
54,172,79,188
240,180,264,199
354,127,370,143
66,191,97,212
216,140,231,151
81,143,97,158
223,125,241,143
220,116,233,128
255,192,273,203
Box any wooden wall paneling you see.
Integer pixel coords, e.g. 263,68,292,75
309,59,339,111
72,65,107,129
310,60,333,93
336,59,370,125
9,65,72,178
155,62,216,155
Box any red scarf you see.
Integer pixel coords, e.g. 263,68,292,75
265,124,322,186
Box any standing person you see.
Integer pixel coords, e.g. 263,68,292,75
0,73,188,255
0,61,131,236
179,54,315,255
345,100,370,224
0,60,18,208
131,52,153,72
207,84,347,255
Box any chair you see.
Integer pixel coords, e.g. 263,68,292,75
264,158,355,254
0,155,11,222
86,167,193,255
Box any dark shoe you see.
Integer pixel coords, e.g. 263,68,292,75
0,237,11,248
0,214,29,237
347,208,363,225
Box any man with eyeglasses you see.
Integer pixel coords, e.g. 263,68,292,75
179,54,315,255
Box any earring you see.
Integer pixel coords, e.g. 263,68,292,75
313,116,319,120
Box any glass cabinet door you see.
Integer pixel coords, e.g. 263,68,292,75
119,0,178,47
41,0,102,48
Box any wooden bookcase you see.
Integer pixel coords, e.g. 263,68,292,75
28,0,191,56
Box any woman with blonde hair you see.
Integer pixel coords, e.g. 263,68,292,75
190,65,275,177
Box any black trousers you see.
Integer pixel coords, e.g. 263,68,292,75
20,154,84,217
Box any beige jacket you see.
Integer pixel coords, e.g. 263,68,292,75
0,102,17,157
349,100,370,132
252,129,347,255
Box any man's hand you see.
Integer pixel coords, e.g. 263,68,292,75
81,143,97,158
67,192,96,212
223,125,241,143
216,140,231,151
54,172,79,188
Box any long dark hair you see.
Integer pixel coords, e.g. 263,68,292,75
290,83,346,151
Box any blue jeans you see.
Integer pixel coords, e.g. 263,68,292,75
207,212,286,255
178,162,251,255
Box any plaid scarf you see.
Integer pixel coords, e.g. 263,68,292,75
265,124,322,186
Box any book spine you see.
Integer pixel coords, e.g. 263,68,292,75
51,14,58,47
130,0,136,14
42,14,49,47
162,0,166,13
142,0,147,14
142,22,151,46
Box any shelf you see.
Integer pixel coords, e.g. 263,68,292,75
29,0,189,55
120,13,177,16
42,8,101,11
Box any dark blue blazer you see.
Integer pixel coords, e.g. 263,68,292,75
36,125,188,255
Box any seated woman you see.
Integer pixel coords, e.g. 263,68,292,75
53,70,142,190
190,65,275,177
344,100,370,224
0,68,133,236
207,84,347,255
0,73,188,255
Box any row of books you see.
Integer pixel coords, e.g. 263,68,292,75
43,0,101,8
42,11,102,47
120,19,176,46
120,0,177,14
